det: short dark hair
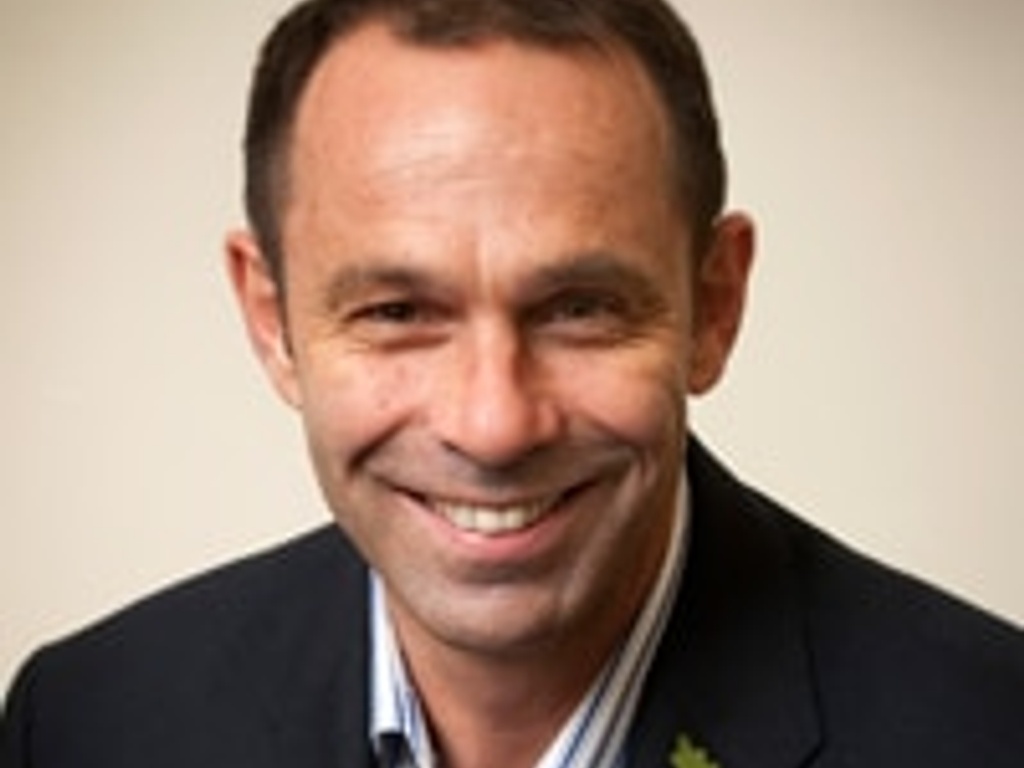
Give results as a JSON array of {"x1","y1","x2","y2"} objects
[{"x1": 243, "y1": 0, "x2": 727, "y2": 284}]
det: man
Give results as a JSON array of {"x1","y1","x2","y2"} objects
[{"x1": 2, "y1": 1, "x2": 1022, "y2": 766}]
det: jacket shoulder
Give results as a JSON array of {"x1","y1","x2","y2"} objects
[
  {"x1": 1, "y1": 526, "x2": 369, "y2": 767},
  {"x1": 686, "y1": 440, "x2": 1024, "y2": 765},
  {"x1": 764, "y1": 491, "x2": 1024, "y2": 762},
  {"x1": 49, "y1": 525, "x2": 361, "y2": 655}
]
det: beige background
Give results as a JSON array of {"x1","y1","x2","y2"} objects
[{"x1": 2, "y1": 0, "x2": 1022, "y2": 691}]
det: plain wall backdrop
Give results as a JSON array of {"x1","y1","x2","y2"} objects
[{"x1": 2, "y1": 0, "x2": 1022, "y2": 690}]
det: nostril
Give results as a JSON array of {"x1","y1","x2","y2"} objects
[{"x1": 434, "y1": 402, "x2": 561, "y2": 469}]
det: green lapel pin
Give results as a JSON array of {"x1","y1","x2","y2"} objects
[{"x1": 670, "y1": 734, "x2": 720, "y2": 768}]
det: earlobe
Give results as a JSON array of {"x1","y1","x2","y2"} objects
[
  {"x1": 687, "y1": 213, "x2": 755, "y2": 395},
  {"x1": 224, "y1": 231, "x2": 302, "y2": 409}
]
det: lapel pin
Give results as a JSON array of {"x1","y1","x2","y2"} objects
[{"x1": 670, "y1": 734, "x2": 721, "y2": 768}]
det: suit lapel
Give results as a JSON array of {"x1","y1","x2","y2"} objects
[{"x1": 630, "y1": 440, "x2": 821, "y2": 768}]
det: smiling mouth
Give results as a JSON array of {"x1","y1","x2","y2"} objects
[
  {"x1": 429, "y1": 497, "x2": 555, "y2": 536},
  {"x1": 408, "y1": 485, "x2": 584, "y2": 537}
]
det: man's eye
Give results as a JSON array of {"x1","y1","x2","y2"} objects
[
  {"x1": 341, "y1": 299, "x2": 450, "y2": 349},
  {"x1": 544, "y1": 292, "x2": 627, "y2": 323},
  {"x1": 529, "y1": 290, "x2": 639, "y2": 344},
  {"x1": 353, "y1": 301, "x2": 424, "y2": 324}
]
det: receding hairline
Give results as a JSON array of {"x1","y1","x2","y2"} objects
[
  {"x1": 273, "y1": 18, "x2": 684, "y2": 234},
  {"x1": 245, "y1": 0, "x2": 726, "y2": 284}
]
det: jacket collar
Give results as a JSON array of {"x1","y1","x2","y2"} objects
[{"x1": 630, "y1": 438, "x2": 821, "y2": 768}]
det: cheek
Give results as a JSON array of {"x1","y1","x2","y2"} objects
[
  {"x1": 558, "y1": 350, "x2": 687, "y2": 451},
  {"x1": 296, "y1": 351, "x2": 421, "y2": 464}
]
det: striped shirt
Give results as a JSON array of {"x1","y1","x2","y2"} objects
[{"x1": 370, "y1": 481, "x2": 689, "y2": 768}]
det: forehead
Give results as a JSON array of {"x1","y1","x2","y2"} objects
[{"x1": 287, "y1": 22, "x2": 677, "y2": 212}]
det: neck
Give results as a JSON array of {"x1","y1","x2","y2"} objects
[
  {"x1": 397, "y1": 622, "x2": 613, "y2": 768},
  {"x1": 385, "y1": 550, "x2": 665, "y2": 768}
]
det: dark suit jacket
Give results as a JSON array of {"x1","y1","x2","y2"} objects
[{"x1": 3, "y1": 441, "x2": 1023, "y2": 767}]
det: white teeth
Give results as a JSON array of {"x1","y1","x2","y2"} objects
[{"x1": 431, "y1": 498, "x2": 553, "y2": 537}]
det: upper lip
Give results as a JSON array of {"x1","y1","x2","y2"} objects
[
  {"x1": 393, "y1": 479, "x2": 592, "y2": 512},
  {"x1": 426, "y1": 494, "x2": 558, "y2": 511},
  {"x1": 387, "y1": 473, "x2": 598, "y2": 514}
]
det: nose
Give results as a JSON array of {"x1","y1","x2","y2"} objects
[{"x1": 431, "y1": 320, "x2": 562, "y2": 468}]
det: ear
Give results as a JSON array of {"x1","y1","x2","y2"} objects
[
  {"x1": 225, "y1": 230, "x2": 302, "y2": 409},
  {"x1": 687, "y1": 213, "x2": 756, "y2": 395}
]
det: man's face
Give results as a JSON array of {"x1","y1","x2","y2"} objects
[{"x1": 230, "y1": 25, "x2": 751, "y2": 662}]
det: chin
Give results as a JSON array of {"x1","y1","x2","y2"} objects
[{"x1": 392, "y1": 575, "x2": 589, "y2": 658}]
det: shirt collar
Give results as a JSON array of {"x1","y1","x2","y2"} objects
[
  {"x1": 370, "y1": 576, "x2": 436, "y2": 766},
  {"x1": 370, "y1": 476, "x2": 690, "y2": 768}
]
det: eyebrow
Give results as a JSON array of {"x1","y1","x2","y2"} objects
[
  {"x1": 322, "y1": 263, "x2": 438, "y2": 313},
  {"x1": 321, "y1": 250, "x2": 670, "y2": 312},
  {"x1": 523, "y1": 251, "x2": 668, "y2": 307}
]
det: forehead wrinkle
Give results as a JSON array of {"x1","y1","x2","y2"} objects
[{"x1": 348, "y1": 101, "x2": 615, "y2": 211}]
